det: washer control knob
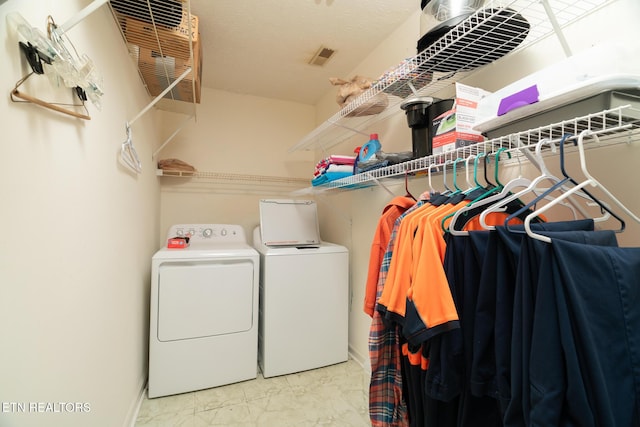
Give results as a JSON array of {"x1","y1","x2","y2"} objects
[
  {"x1": 221, "y1": 228, "x2": 227, "y2": 237},
  {"x1": 203, "y1": 228, "x2": 213, "y2": 238},
  {"x1": 188, "y1": 229, "x2": 196, "y2": 237},
  {"x1": 176, "y1": 229, "x2": 184, "y2": 237}
]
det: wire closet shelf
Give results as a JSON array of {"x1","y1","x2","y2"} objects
[
  {"x1": 156, "y1": 170, "x2": 310, "y2": 185},
  {"x1": 310, "y1": 105, "x2": 640, "y2": 191},
  {"x1": 108, "y1": 0, "x2": 198, "y2": 106},
  {"x1": 290, "y1": 0, "x2": 611, "y2": 153}
]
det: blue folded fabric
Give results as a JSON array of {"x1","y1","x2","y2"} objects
[
  {"x1": 311, "y1": 171, "x2": 353, "y2": 186},
  {"x1": 311, "y1": 174, "x2": 328, "y2": 186},
  {"x1": 325, "y1": 171, "x2": 352, "y2": 181}
]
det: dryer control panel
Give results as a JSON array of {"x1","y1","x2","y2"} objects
[{"x1": 167, "y1": 224, "x2": 247, "y2": 243}]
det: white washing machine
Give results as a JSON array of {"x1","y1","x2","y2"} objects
[
  {"x1": 253, "y1": 199, "x2": 349, "y2": 378},
  {"x1": 149, "y1": 224, "x2": 259, "y2": 398}
]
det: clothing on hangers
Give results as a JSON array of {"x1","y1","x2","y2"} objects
[
  {"x1": 367, "y1": 190, "x2": 526, "y2": 426},
  {"x1": 364, "y1": 134, "x2": 640, "y2": 426}
]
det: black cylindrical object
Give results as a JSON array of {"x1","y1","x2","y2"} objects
[{"x1": 401, "y1": 97, "x2": 454, "y2": 158}]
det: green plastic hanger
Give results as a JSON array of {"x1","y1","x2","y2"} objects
[{"x1": 442, "y1": 148, "x2": 512, "y2": 233}]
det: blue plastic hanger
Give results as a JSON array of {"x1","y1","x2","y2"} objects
[
  {"x1": 523, "y1": 130, "x2": 636, "y2": 241},
  {"x1": 504, "y1": 133, "x2": 625, "y2": 233}
]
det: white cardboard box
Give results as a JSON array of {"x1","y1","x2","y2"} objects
[{"x1": 433, "y1": 83, "x2": 490, "y2": 155}]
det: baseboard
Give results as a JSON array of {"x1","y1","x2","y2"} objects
[
  {"x1": 348, "y1": 345, "x2": 371, "y2": 377},
  {"x1": 125, "y1": 377, "x2": 147, "y2": 427}
]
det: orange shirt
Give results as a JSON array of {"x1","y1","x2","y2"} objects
[
  {"x1": 404, "y1": 203, "x2": 465, "y2": 331},
  {"x1": 406, "y1": 210, "x2": 524, "y2": 344},
  {"x1": 363, "y1": 196, "x2": 415, "y2": 317},
  {"x1": 379, "y1": 201, "x2": 464, "y2": 319},
  {"x1": 377, "y1": 202, "x2": 437, "y2": 317},
  {"x1": 377, "y1": 196, "x2": 537, "y2": 344}
]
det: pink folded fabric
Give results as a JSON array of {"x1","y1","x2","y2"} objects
[{"x1": 329, "y1": 155, "x2": 356, "y2": 165}]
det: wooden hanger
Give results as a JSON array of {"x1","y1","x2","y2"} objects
[{"x1": 11, "y1": 71, "x2": 91, "y2": 120}]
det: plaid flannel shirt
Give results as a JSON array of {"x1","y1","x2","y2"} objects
[{"x1": 369, "y1": 200, "x2": 426, "y2": 427}]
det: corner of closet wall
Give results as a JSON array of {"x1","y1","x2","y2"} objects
[
  {"x1": 312, "y1": 6, "x2": 422, "y2": 190},
  {"x1": 315, "y1": 7, "x2": 423, "y2": 236},
  {"x1": 311, "y1": 6, "x2": 425, "y2": 364}
]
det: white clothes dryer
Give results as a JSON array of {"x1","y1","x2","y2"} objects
[{"x1": 149, "y1": 224, "x2": 259, "y2": 398}]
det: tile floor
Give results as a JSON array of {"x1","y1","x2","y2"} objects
[{"x1": 134, "y1": 358, "x2": 371, "y2": 426}]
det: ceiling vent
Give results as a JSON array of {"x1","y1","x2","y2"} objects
[{"x1": 308, "y1": 46, "x2": 336, "y2": 66}]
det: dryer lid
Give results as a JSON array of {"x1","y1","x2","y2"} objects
[{"x1": 259, "y1": 199, "x2": 320, "y2": 247}]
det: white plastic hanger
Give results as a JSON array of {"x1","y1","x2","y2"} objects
[
  {"x1": 524, "y1": 129, "x2": 639, "y2": 242},
  {"x1": 463, "y1": 153, "x2": 482, "y2": 192},
  {"x1": 427, "y1": 163, "x2": 439, "y2": 195},
  {"x1": 442, "y1": 159, "x2": 454, "y2": 194},
  {"x1": 478, "y1": 138, "x2": 587, "y2": 229},
  {"x1": 120, "y1": 123, "x2": 142, "y2": 174}
]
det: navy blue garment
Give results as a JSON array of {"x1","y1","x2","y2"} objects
[
  {"x1": 504, "y1": 230, "x2": 618, "y2": 427},
  {"x1": 528, "y1": 238, "x2": 573, "y2": 426},
  {"x1": 471, "y1": 220, "x2": 594, "y2": 403},
  {"x1": 422, "y1": 339, "x2": 459, "y2": 427},
  {"x1": 530, "y1": 239, "x2": 640, "y2": 427},
  {"x1": 470, "y1": 230, "x2": 500, "y2": 399},
  {"x1": 454, "y1": 232, "x2": 502, "y2": 427},
  {"x1": 401, "y1": 339, "x2": 459, "y2": 427},
  {"x1": 494, "y1": 220, "x2": 597, "y2": 415},
  {"x1": 401, "y1": 339, "x2": 427, "y2": 427},
  {"x1": 426, "y1": 233, "x2": 466, "y2": 402},
  {"x1": 492, "y1": 227, "x2": 520, "y2": 414}
]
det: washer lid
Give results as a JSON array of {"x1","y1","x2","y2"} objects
[
  {"x1": 259, "y1": 199, "x2": 320, "y2": 247},
  {"x1": 256, "y1": 240, "x2": 347, "y2": 256}
]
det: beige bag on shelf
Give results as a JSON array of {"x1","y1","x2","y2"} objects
[
  {"x1": 158, "y1": 158, "x2": 197, "y2": 176},
  {"x1": 329, "y1": 75, "x2": 388, "y2": 117}
]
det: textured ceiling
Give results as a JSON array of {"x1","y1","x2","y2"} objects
[{"x1": 190, "y1": 0, "x2": 419, "y2": 105}]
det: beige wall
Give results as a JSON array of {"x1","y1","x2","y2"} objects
[
  {"x1": 0, "y1": 1, "x2": 162, "y2": 426},
  {"x1": 157, "y1": 88, "x2": 316, "y2": 240}
]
